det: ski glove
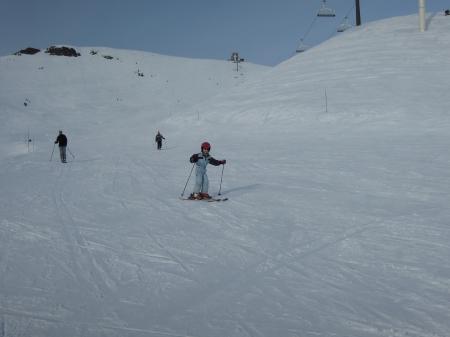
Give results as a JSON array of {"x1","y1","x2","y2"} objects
[
  {"x1": 220, "y1": 160, "x2": 226, "y2": 165},
  {"x1": 190, "y1": 154, "x2": 199, "y2": 163}
]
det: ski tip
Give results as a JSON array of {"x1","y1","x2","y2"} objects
[{"x1": 207, "y1": 197, "x2": 228, "y2": 202}]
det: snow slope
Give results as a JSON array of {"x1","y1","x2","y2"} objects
[
  {"x1": 1, "y1": 14, "x2": 450, "y2": 337},
  {"x1": 0, "y1": 46, "x2": 268, "y2": 157},
  {"x1": 176, "y1": 14, "x2": 450, "y2": 127}
]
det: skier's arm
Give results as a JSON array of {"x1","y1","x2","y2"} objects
[
  {"x1": 190, "y1": 154, "x2": 199, "y2": 163},
  {"x1": 208, "y1": 157, "x2": 226, "y2": 166}
]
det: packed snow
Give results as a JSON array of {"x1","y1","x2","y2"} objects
[{"x1": 1, "y1": 14, "x2": 450, "y2": 337}]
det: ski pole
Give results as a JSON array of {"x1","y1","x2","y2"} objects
[
  {"x1": 67, "y1": 147, "x2": 75, "y2": 159},
  {"x1": 218, "y1": 164, "x2": 225, "y2": 195},
  {"x1": 181, "y1": 163, "x2": 195, "y2": 197},
  {"x1": 50, "y1": 143, "x2": 56, "y2": 161}
]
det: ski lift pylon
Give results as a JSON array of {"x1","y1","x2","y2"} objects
[{"x1": 317, "y1": 0, "x2": 336, "y2": 17}]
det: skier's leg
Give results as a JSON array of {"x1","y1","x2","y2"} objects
[
  {"x1": 62, "y1": 146, "x2": 67, "y2": 162},
  {"x1": 203, "y1": 174, "x2": 209, "y2": 194},
  {"x1": 193, "y1": 173, "x2": 202, "y2": 194},
  {"x1": 200, "y1": 175, "x2": 210, "y2": 198}
]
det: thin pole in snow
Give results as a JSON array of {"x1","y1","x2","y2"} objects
[
  {"x1": 181, "y1": 163, "x2": 195, "y2": 197},
  {"x1": 50, "y1": 143, "x2": 56, "y2": 161},
  {"x1": 218, "y1": 164, "x2": 225, "y2": 195},
  {"x1": 418, "y1": 0, "x2": 426, "y2": 32},
  {"x1": 325, "y1": 89, "x2": 328, "y2": 113},
  {"x1": 67, "y1": 147, "x2": 75, "y2": 159}
]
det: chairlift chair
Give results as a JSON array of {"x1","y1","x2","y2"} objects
[
  {"x1": 317, "y1": 0, "x2": 336, "y2": 17},
  {"x1": 337, "y1": 17, "x2": 352, "y2": 32},
  {"x1": 296, "y1": 40, "x2": 308, "y2": 53}
]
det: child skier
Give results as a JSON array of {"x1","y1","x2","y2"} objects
[{"x1": 189, "y1": 142, "x2": 226, "y2": 200}]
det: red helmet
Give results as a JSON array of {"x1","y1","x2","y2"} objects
[{"x1": 201, "y1": 142, "x2": 211, "y2": 151}]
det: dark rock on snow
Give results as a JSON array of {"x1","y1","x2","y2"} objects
[
  {"x1": 14, "y1": 47, "x2": 41, "y2": 55},
  {"x1": 45, "y1": 46, "x2": 81, "y2": 57}
]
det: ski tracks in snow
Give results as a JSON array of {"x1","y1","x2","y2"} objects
[{"x1": 50, "y1": 163, "x2": 123, "y2": 325}]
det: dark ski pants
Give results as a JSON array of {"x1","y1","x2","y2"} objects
[{"x1": 59, "y1": 146, "x2": 67, "y2": 162}]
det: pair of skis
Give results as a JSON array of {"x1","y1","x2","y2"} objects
[{"x1": 179, "y1": 196, "x2": 228, "y2": 202}]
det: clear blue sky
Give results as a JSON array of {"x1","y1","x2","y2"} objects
[{"x1": 1, "y1": 0, "x2": 449, "y2": 65}]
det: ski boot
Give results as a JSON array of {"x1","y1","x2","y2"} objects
[
  {"x1": 188, "y1": 193, "x2": 200, "y2": 200},
  {"x1": 199, "y1": 193, "x2": 211, "y2": 200}
]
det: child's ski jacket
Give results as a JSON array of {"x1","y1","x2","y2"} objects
[{"x1": 190, "y1": 152, "x2": 221, "y2": 175}]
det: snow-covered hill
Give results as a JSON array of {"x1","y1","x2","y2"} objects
[
  {"x1": 0, "y1": 46, "x2": 268, "y2": 157},
  {"x1": 1, "y1": 14, "x2": 450, "y2": 337},
  {"x1": 177, "y1": 14, "x2": 450, "y2": 128}
]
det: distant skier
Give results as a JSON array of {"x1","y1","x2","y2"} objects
[
  {"x1": 155, "y1": 130, "x2": 165, "y2": 150},
  {"x1": 54, "y1": 130, "x2": 68, "y2": 163},
  {"x1": 189, "y1": 142, "x2": 226, "y2": 200}
]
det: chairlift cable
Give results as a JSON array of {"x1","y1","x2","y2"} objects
[
  {"x1": 296, "y1": 9, "x2": 319, "y2": 53},
  {"x1": 296, "y1": 0, "x2": 353, "y2": 54},
  {"x1": 341, "y1": 3, "x2": 356, "y2": 25},
  {"x1": 299, "y1": 0, "x2": 338, "y2": 46},
  {"x1": 301, "y1": 15, "x2": 319, "y2": 42},
  {"x1": 326, "y1": 3, "x2": 355, "y2": 39}
]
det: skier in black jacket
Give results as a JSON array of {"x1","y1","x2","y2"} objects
[
  {"x1": 155, "y1": 131, "x2": 165, "y2": 150},
  {"x1": 54, "y1": 130, "x2": 68, "y2": 163}
]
